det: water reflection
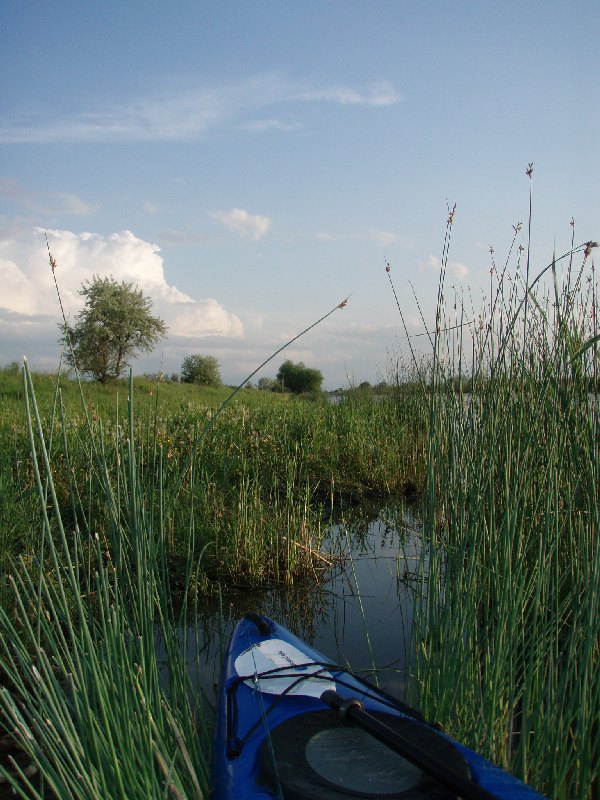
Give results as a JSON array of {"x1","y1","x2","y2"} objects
[{"x1": 165, "y1": 503, "x2": 423, "y2": 711}]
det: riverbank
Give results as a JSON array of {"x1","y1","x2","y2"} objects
[{"x1": 0, "y1": 370, "x2": 427, "y2": 588}]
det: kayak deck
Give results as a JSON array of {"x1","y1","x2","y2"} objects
[{"x1": 211, "y1": 612, "x2": 547, "y2": 800}]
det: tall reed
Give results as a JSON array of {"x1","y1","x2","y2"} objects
[
  {"x1": 407, "y1": 203, "x2": 598, "y2": 798},
  {"x1": 0, "y1": 366, "x2": 209, "y2": 798}
]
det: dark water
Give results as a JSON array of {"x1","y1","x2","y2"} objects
[{"x1": 169, "y1": 503, "x2": 424, "y2": 711}]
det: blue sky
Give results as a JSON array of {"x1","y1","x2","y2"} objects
[{"x1": 1, "y1": 1, "x2": 598, "y2": 388}]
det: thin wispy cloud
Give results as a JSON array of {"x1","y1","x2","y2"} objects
[
  {"x1": 239, "y1": 118, "x2": 301, "y2": 134},
  {"x1": 0, "y1": 178, "x2": 31, "y2": 202},
  {"x1": 294, "y1": 80, "x2": 402, "y2": 106},
  {"x1": 0, "y1": 75, "x2": 403, "y2": 144},
  {"x1": 315, "y1": 228, "x2": 400, "y2": 247},
  {"x1": 426, "y1": 254, "x2": 469, "y2": 281},
  {"x1": 156, "y1": 229, "x2": 213, "y2": 245},
  {"x1": 0, "y1": 178, "x2": 96, "y2": 215},
  {"x1": 211, "y1": 208, "x2": 271, "y2": 241},
  {"x1": 54, "y1": 194, "x2": 97, "y2": 215},
  {"x1": 363, "y1": 228, "x2": 399, "y2": 247},
  {"x1": 315, "y1": 232, "x2": 336, "y2": 241}
]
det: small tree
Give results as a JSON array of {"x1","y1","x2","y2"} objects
[
  {"x1": 180, "y1": 355, "x2": 221, "y2": 387},
  {"x1": 60, "y1": 276, "x2": 167, "y2": 384},
  {"x1": 276, "y1": 360, "x2": 323, "y2": 394}
]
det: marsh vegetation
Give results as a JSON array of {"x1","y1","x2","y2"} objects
[
  {"x1": 407, "y1": 223, "x2": 599, "y2": 798},
  {"x1": 0, "y1": 209, "x2": 597, "y2": 798}
]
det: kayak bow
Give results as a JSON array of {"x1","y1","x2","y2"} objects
[{"x1": 211, "y1": 612, "x2": 547, "y2": 800}]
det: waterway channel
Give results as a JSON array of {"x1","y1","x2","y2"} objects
[{"x1": 165, "y1": 502, "x2": 425, "y2": 713}]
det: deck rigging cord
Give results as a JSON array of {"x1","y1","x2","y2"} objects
[
  {"x1": 243, "y1": 623, "x2": 285, "y2": 800},
  {"x1": 231, "y1": 613, "x2": 505, "y2": 800},
  {"x1": 226, "y1": 659, "x2": 425, "y2": 758}
]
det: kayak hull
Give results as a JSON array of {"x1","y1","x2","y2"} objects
[{"x1": 211, "y1": 613, "x2": 547, "y2": 800}]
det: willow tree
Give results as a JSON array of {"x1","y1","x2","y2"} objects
[
  {"x1": 180, "y1": 354, "x2": 222, "y2": 387},
  {"x1": 60, "y1": 276, "x2": 167, "y2": 383},
  {"x1": 276, "y1": 360, "x2": 323, "y2": 393}
]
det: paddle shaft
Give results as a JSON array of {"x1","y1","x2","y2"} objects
[{"x1": 321, "y1": 690, "x2": 500, "y2": 800}]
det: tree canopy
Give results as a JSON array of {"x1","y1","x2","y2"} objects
[
  {"x1": 257, "y1": 377, "x2": 277, "y2": 391},
  {"x1": 276, "y1": 360, "x2": 323, "y2": 394},
  {"x1": 180, "y1": 354, "x2": 222, "y2": 387},
  {"x1": 60, "y1": 276, "x2": 167, "y2": 383}
]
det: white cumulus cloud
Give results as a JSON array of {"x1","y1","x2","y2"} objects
[
  {"x1": 211, "y1": 208, "x2": 271, "y2": 240},
  {"x1": 0, "y1": 228, "x2": 243, "y2": 339}
]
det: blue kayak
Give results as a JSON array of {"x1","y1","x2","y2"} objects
[{"x1": 211, "y1": 612, "x2": 547, "y2": 800}]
